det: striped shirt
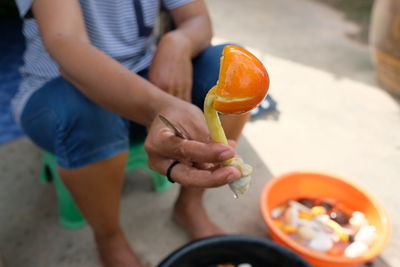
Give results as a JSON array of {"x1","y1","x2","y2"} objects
[{"x1": 12, "y1": 0, "x2": 193, "y2": 123}]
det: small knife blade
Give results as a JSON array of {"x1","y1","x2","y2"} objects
[{"x1": 159, "y1": 114, "x2": 191, "y2": 140}]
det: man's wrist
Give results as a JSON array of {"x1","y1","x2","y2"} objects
[
  {"x1": 161, "y1": 30, "x2": 192, "y2": 58},
  {"x1": 148, "y1": 89, "x2": 177, "y2": 122}
]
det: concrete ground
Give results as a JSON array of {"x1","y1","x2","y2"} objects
[{"x1": 1, "y1": 0, "x2": 399, "y2": 266}]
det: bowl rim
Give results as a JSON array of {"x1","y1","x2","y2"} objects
[
  {"x1": 260, "y1": 171, "x2": 392, "y2": 264},
  {"x1": 157, "y1": 234, "x2": 312, "y2": 267}
]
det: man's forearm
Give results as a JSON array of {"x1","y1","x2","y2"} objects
[
  {"x1": 169, "y1": 1, "x2": 213, "y2": 58},
  {"x1": 174, "y1": 14, "x2": 212, "y2": 58},
  {"x1": 47, "y1": 35, "x2": 175, "y2": 126}
]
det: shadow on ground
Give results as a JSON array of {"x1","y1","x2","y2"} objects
[
  {"x1": 0, "y1": 136, "x2": 274, "y2": 267},
  {"x1": 207, "y1": 0, "x2": 394, "y2": 100}
]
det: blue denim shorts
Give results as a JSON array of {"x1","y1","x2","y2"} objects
[{"x1": 20, "y1": 44, "x2": 229, "y2": 169}]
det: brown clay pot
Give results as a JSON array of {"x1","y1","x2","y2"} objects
[{"x1": 370, "y1": 0, "x2": 400, "y2": 95}]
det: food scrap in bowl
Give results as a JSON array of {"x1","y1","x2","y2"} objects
[{"x1": 271, "y1": 198, "x2": 377, "y2": 258}]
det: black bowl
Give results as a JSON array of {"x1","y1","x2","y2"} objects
[{"x1": 158, "y1": 235, "x2": 311, "y2": 267}]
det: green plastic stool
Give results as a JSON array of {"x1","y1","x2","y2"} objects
[{"x1": 39, "y1": 142, "x2": 172, "y2": 229}]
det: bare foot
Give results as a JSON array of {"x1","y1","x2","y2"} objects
[
  {"x1": 173, "y1": 190, "x2": 225, "y2": 240},
  {"x1": 95, "y1": 232, "x2": 143, "y2": 267}
]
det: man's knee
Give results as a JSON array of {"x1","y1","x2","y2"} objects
[
  {"x1": 21, "y1": 77, "x2": 129, "y2": 169},
  {"x1": 53, "y1": 83, "x2": 129, "y2": 168}
]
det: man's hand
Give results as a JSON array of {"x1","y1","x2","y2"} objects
[
  {"x1": 144, "y1": 101, "x2": 241, "y2": 188},
  {"x1": 149, "y1": 31, "x2": 193, "y2": 102},
  {"x1": 149, "y1": 0, "x2": 212, "y2": 102}
]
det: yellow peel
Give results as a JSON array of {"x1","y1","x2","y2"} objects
[
  {"x1": 215, "y1": 96, "x2": 252, "y2": 102},
  {"x1": 204, "y1": 86, "x2": 228, "y2": 145},
  {"x1": 204, "y1": 87, "x2": 253, "y2": 198}
]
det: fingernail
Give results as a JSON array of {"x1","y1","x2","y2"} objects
[
  {"x1": 220, "y1": 150, "x2": 234, "y2": 161},
  {"x1": 227, "y1": 173, "x2": 236, "y2": 183}
]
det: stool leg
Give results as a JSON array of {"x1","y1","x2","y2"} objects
[
  {"x1": 53, "y1": 170, "x2": 87, "y2": 229},
  {"x1": 40, "y1": 152, "x2": 55, "y2": 183},
  {"x1": 140, "y1": 149, "x2": 171, "y2": 192},
  {"x1": 42, "y1": 151, "x2": 86, "y2": 229},
  {"x1": 127, "y1": 142, "x2": 172, "y2": 192},
  {"x1": 148, "y1": 168, "x2": 172, "y2": 192}
]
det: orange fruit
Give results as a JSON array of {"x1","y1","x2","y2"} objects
[{"x1": 214, "y1": 45, "x2": 269, "y2": 114}]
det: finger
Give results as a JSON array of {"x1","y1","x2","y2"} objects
[
  {"x1": 162, "y1": 80, "x2": 177, "y2": 97},
  {"x1": 193, "y1": 162, "x2": 216, "y2": 170},
  {"x1": 163, "y1": 86, "x2": 175, "y2": 96},
  {"x1": 175, "y1": 164, "x2": 242, "y2": 188},
  {"x1": 149, "y1": 157, "x2": 242, "y2": 188},
  {"x1": 176, "y1": 88, "x2": 183, "y2": 99},
  {"x1": 178, "y1": 86, "x2": 190, "y2": 102},
  {"x1": 184, "y1": 78, "x2": 192, "y2": 102},
  {"x1": 152, "y1": 129, "x2": 235, "y2": 163},
  {"x1": 227, "y1": 139, "x2": 237, "y2": 150},
  {"x1": 170, "y1": 88, "x2": 177, "y2": 96},
  {"x1": 184, "y1": 86, "x2": 192, "y2": 102},
  {"x1": 177, "y1": 88, "x2": 185, "y2": 101}
]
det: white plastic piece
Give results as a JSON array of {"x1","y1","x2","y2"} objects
[
  {"x1": 315, "y1": 214, "x2": 330, "y2": 224},
  {"x1": 349, "y1": 211, "x2": 368, "y2": 230},
  {"x1": 330, "y1": 232, "x2": 339, "y2": 243},
  {"x1": 271, "y1": 206, "x2": 285, "y2": 219},
  {"x1": 345, "y1": 241, "x2": 368, "y2": 258},
  {"x1": 298, "y1": 225, "x2": 317, "y2": 241},
  {"x1": 355, "y1": 226, "x2": 377, "y2": 245},
  {"x1": 343, "y1": 226, "x2": 355, "y2": 236},
  {"x1": 308, "y1": 233, "x2": 334, "y2": 252},
  {"x1": 289, "y1": 200, "x2": 311, "y2": 211},
  {"x1": 352, "y1": 211, "x2": 366, "y2": 218},
  {"x1": 284, "y1": 206, "x2": 299, "y2": 227},
  {"x1": 297, "y1": 218, "x2": 321, "y2": 229},
  {"x1": 290, "y1": 204, "x2": 300, "y2": 227},
  {"x1": 238, "y1": 264, "x2": 252, "y2": 267}
]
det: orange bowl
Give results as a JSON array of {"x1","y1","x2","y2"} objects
[{"x1": 260, "y1": 171, "x2": 391, "y2": 267}]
